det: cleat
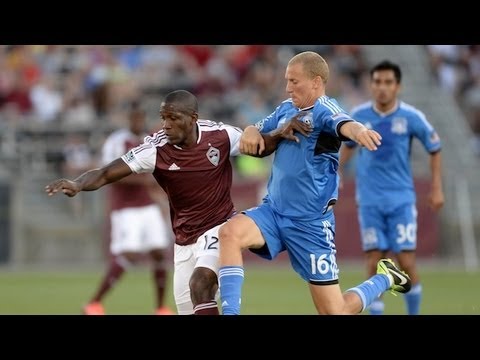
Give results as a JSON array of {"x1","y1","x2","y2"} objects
[
  {"x1": 155, "y1": 306, "x2": 175, "y2": 315},
  {"x1": 376, "y1": 258, "x2": 411, "y2": 295},
  {"x1": 82, "y1": 302, "x2": 105, "y2": 315}
]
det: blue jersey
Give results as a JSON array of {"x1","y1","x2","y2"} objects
[
  {"x1": 255, "y1": 96, "x2": 354, "y2": 220},
  {"x1": 346, "y1": 101, "x2": 441, "y2": 207}
]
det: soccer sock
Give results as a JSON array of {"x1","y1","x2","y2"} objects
[
  {"x1": 152, "y1": 260, "x2": 167, "y2": 308},
  {"x1": 404, "y1": 282, "x2": 422, "y2": 315},
  {"x1": 369, "y1": 298, "x2": 385, "y2": 315},
  {"x1": 218, "y1": 266, "x2": 244, "y2": 315},
  {"x1": 91, "y1": 255, "x2": 128, "y2": 303},
  {"x1": 346, "y1": 274, "x2": 390, "y2": 312},
  {"x1": 194, "y1": 301, "x2": 219, "y2": 315}
]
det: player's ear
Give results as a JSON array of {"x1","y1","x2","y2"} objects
[{"x1": 313, "y1": 75, "x2": 323, "y2": 89}]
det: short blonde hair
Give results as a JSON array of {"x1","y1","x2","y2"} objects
[{"x1": 288, "y1": 51, "x2": 329, "y2": 84}]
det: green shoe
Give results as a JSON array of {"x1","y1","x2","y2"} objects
[{"x1": 377, "y1": 258, "x2": 411, "y2": 295}]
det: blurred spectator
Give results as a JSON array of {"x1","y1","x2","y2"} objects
[
  {"x1": 61, "y1": 133, "x2": 96, "y2": 215},
  {"x1": 0, "y1": 45, "x2": 370, "y2": 174}
]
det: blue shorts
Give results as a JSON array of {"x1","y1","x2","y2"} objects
[
  {"x1": 244, "y1": 203, "x2": 339, "y2": 285},
  {"x1": 358, "y1": 202, "x2": 417, "y2": 253}
]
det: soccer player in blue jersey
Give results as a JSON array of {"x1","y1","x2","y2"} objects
[
  {"x1": 218, "y1": 51, "x2": 412, "y2": 315},
  {"x1": 339, "y1": 60, "x2": 445, "y2": 315}
]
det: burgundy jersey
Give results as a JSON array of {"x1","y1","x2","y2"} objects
[
  {"x1": 102, "y1": 128, "x2": 154, "y2": 211},
  {"x1": 121, "y1": 120, "x2": 242, "y2": 246}
]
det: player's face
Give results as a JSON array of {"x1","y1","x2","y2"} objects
[
  {"x1": 370, "y1": 70, "x2": 400, "y2": 107},
  {"x1": 129, "y1": 112, "x2": 146, "y2": 136},
  {"x1": 285, "y1": 63, "x2": 319, "y2": 109},
  {"x1": 160, "y1": 103, "x2": 198, "y2": 146}
]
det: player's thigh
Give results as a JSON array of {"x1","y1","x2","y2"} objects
[
  {"x1": 242, "y1": 204, "x2": 284, "y2": 260},
  {"x1": 387, "y1": 203, "x2": 417, "y2": 253},
  {"x1": 283, "y1": 213, "x2": 339, "y2": 284},
  {"x1": 194, "y1": 223, "x2": 223, "y2": 275},
  {"x1": 358, "y1": 206, "x2": 388, "y2": 252},
  {"x1": 141, "y1": 204, "x2": 171, "y2": 250},
  {"x1": 173, "y1": 243, "x2": 196, "y2": 315},
  {"x1": 110, "y1": 208, "x2": 143, "y2": 255}
]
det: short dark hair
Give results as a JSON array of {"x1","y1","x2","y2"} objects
[
  {"x1": 370, "y1": 60, "x2": 402, "y2": 83},
  {"x1": 164, "y1": 90, "x2": 198, "y2": 113}
]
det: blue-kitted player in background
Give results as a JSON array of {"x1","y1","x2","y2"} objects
[{"x1": 339, "y1": 60, "x2": 445, "y2": 315}]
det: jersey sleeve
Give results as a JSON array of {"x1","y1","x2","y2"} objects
[
  {"x1": 254, "y1": 106, "x2": 280, "y2": 134},
  {"x1": 120, "y1": 134, "x2": 158, "y2": 174},
  {"x1": 318, "y1": 104, "x2": 354, "y2": 142},
  {"x1": 410, "y1": 111, "x2": 442, "y2": 153},
  {"x1": 221, "y1": 123, "x2": 243, "y2": 156}
]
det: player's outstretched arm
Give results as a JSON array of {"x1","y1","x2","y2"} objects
[{"x1": 45, "y1": 158, "x2": 133, "y2": 197}]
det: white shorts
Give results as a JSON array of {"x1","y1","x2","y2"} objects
[
  {"x1": 110, "y1": 204, "x2": 171, "y2": 255},
  {"x1": 173, "y1": 222, "x2": 223, "y2": 315}
]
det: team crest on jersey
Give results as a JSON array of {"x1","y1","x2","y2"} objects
[
  {"x1": 391, "y1": 117, "x2": 407, "y2": 135},
  {"x1": 302, "y1": 112, "x2": 313, "y2": 127},
  {"x1": 206, "y1": 146, "x2": 220, "y2": 166}
]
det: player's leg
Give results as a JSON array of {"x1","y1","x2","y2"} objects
[
  {"x1": 142, "y1": 204, "x2": 174, "y2": 315},
  {"x1": 388, "y1": 203, "x2": 420, "y2": 315},
  {"x1": 308, "y1": 259, "x2": 411, "y2": 315},
  {"x1": 189, "y1": 223, "x2": 224, "y2": 315},
  {"x1": 173, "y1": 243, "x2": 196, "y2": 315},
  {"x1": 83, "y1": 208, "x2": 140, "y2": 315},
  {"x1": 219, "y1": 204, "x2": 282, "y2": 315},
  {"x1": 284, "y1": 211, "x2": 398, "y2": 314},
  {"x1": 358, "y1": 205, "x2": 389, "y2": 315}
]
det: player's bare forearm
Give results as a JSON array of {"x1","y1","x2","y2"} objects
[
  {"x1": 430, "y1": 151, "x2": 443, "y2": 190},
  {"x1": 257, "y1": 132, "x2": 282, "y2": 157},
  {"x1": 340, "y1": 121, "x2": 382, "y2": 151},
  {"x1": 45, "y1": 158, "x2": 132, "y2": 197},
  {"x1": 428, "y1": 151, "x2": 445, "y2": 210}
]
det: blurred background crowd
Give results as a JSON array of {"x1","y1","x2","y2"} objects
[{"x1": 0, "y1": 45, "x2": 478, "y2": 269}]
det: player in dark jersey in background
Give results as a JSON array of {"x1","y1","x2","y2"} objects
[
  {"x1": 46, "y1": 90, "x2": 242, "y2": 315},
  {"x1": 82, "y1": 102, "x2": 174, "y2": 315}
]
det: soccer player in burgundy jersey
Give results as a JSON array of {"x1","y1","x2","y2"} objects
[
  {"x1": 46, "y1": 90, "x2": 242, "y2": 315},
  {"x1": 82, "y1": 102, "x2": 174, "y2": 315}
]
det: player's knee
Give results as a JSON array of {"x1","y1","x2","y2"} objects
[
  {"x1": 219, "y1": 222, "x2": 242, "y2": 248},
  {"x1": 189, "y1": 268, "x2": 218, "y2": 305},
  {"x1": 149, "y1": 248, "x2": 166, "y2": 262}
]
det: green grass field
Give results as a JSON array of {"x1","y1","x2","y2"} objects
[{"x1": 1, "y1": 263, "x2": 479, "y2": 315}]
